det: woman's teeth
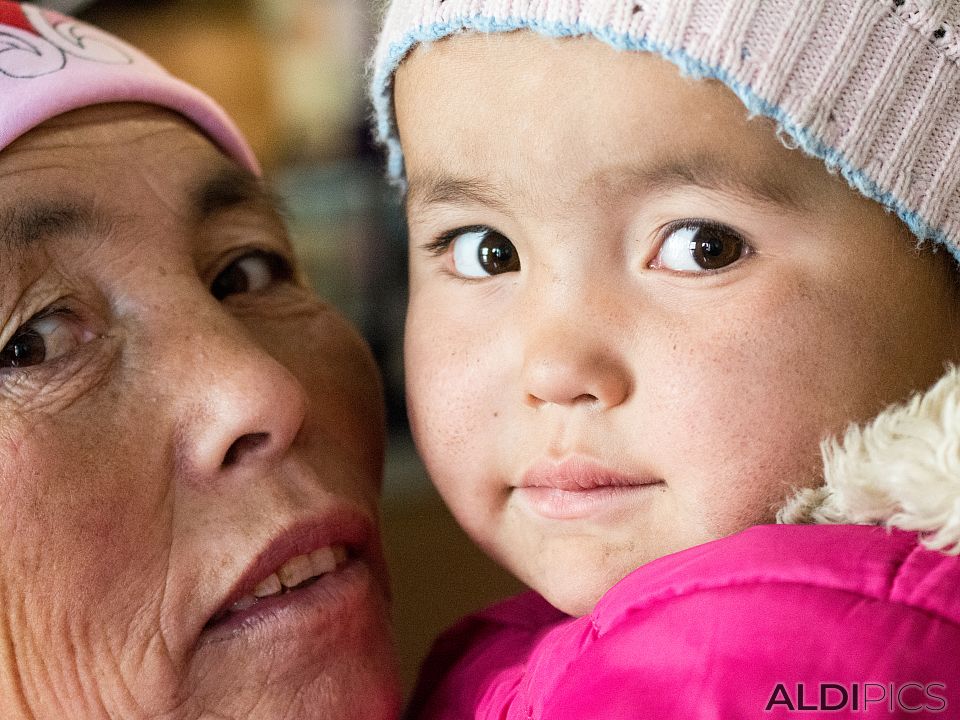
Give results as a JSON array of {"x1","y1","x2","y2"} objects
[{"x1": 229, "y1": 545, "x2": 348, "y2": 613}]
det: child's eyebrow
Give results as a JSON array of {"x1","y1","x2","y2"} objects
[
  {"x1": 406, "y1": 156, "x2": 810, "y2": 215},
  {"x1": 596, "y1": 155, "x2": 811, "y2": 213},
  {"x1": 406, "y1": 173, "x2": 510, "y2": 214}
]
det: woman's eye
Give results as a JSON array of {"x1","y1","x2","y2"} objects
[
  {"x1": 211, "y1": 250, "x2": 294, "y2": 301},
  {"x1": 652, "y1": 222, "x2": 749, "y2": 273},
  {"x1": 450, "y1": 228, "x2": 520, "y2": 278},
  {"x1": 0, "y1": 311, "x2": 90, "y2": 370}
]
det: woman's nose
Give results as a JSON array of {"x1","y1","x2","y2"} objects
[
  {"x1": 521, "y1": 320, "x2": 632, "y2": 411},
  {"x1": 162, "y1": 305, "x2": 309, "y2": 478}
]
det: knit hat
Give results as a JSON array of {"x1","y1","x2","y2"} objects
[
  {"x1": 0, "y1": 1, "x2": 257, "y2": 172},
  {"x1": 370, "y1": 0, "x2": 960, "y2": 260}
]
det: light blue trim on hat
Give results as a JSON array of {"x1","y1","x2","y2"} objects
[{"x1": 372, "y1": 15, "x2": 960, "y2": 263}]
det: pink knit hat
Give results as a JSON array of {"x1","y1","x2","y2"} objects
[
  {"x1": 370, "y1": 0, "x2": 960, "y2": 260},
  {"x1": 0, "y1": 1, "x2": 258, "y2": 172}
]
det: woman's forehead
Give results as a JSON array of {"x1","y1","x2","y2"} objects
[
  {"x1": 1, "y1": 104, "x2": 233, "y2": 195},
  {"x1": 0, "y1": 105, "x2": 275, "y2": 262},
  {"x1": 5, "y1": 103, "x2": 202, "y2": 154}
]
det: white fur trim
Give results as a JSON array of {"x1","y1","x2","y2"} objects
[{"x1": 778, "y1": 366, "x2": 960, "y2": 555}]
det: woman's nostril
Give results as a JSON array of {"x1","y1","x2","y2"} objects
[{"x1": 222, "y1": 432, "x2": 270, "y2": 467}]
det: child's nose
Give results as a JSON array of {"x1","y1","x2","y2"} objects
[{"x1": 521, "y1": 330, "x2": 631, "y2": 411}]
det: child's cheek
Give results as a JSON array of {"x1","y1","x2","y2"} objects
[
  {"x1": 646, "y1": 274, "x2": 897, "y2": 540},
  {"x1": 403, "y1": 295, "x2": 506, "y2": 532}
]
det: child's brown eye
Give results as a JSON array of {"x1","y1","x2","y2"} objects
[
  {"x1": 652, "y1": 221, "x2": 749, "y2": 273},
  {"x1": 451, "y1": 228, "x2": 521, "y2": 277}
]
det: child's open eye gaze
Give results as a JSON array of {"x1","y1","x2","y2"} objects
[
  {"x1": 651, "y1": 221, "x2": 749, "y2": 273},
  {"x1": 431, "y1": 220, "x2": 748, "y2": 279},
  {"x1": 431, "y1": 226, "x2": 521, "y2": 278}
]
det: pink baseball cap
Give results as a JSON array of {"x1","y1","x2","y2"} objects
[{"x1": 0, "y1": 1, "x2": 259, "y2": 173}]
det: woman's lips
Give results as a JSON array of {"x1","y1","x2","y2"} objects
[
  {"x1": 515, "y1": 457, "x2": 664, "y2": 520},
  {"x1": 200, "y1": 555, "x2": 375, "y2": 644},
  {"x1": 203, "y1": 544, "x2": 350, "y2": 630},
  {"x1": 200, "y1": 512, "x2": 379, "y2": 644}
]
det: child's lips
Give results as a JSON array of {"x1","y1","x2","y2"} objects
[{"x1": 515, "y1": 456, "x2": 665, "y2": 520}]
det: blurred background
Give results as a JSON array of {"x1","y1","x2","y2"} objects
[{"x1": 39, "y1": 0, "x2": 522, "y2": 694}]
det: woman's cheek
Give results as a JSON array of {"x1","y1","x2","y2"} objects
[
  {"x1": 241, "y1": 304, "x2": 387, "y2": 493},
  {"x1": 0, "y1": 419, "x2": 170, "y2": 717}
]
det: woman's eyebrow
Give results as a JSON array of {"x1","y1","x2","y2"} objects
[
  {"x1": 0, "y1": 201, "x2": 103, "y2": 250},
  {"x1": 192, "y1": 164, "x2": 285, "y2": 223},
  {"x1": 0, "y1": 167, "x2": 284, "y2": 252}
]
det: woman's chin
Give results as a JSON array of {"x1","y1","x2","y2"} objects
[{"x1": 187, "y1": 564, "x2": 399, "y2": 718}]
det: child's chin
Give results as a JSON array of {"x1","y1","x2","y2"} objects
[
  {"x1": 535, "y1": 563, "x2": 635, "y2": 617},
  {"x1": 531, "y1": 525, "x2": 738, "y2": 615},
  {"x1": 548, "y1": 590, "x2": 603, "y2": 618},
  {"x1": 512, "y1": 532, "x2": 682, "y2": 616}
]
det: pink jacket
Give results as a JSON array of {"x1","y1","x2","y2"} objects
[{"x1": 407, "y1": 524, "x2": 960, "y2": 719}]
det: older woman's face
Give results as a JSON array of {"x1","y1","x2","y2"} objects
[{"x1": 0, "y1": 104, "x2": 398, "y2": 719}]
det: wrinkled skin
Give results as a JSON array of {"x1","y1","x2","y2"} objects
[
  {"x1": 397, "y1": 32, "x2": 960, "y2": 616},
  {"x1": 0, "y1": 104, "x2": 399, "y2": 719}
]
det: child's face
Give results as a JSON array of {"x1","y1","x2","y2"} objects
[{"x1": 395, "y1": 32, "x2": 960, "y2": 616}]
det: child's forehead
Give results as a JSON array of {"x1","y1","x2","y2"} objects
[{"x1": 398, "y1": 33, "x2": 848, "y2": 218}]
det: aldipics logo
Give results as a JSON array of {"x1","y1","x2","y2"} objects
[{"x1": 765, "y1": 683, "x2": 948, "y2": 713}]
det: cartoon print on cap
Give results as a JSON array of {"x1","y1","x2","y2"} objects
[{"x1": 0, "y1": 2, "x2": 130, "y2": 79}]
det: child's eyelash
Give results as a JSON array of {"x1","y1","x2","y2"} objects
[
  {"x1": 659, "y1": 217, "x2": 741, "y2": 238},
  {"x1": 422, "y1": 225, "x2": 491, "y2": 256}
]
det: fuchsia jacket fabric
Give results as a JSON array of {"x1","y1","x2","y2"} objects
[{"x1": 407, "y1": 525, "x2": 960, "y2": 719}]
